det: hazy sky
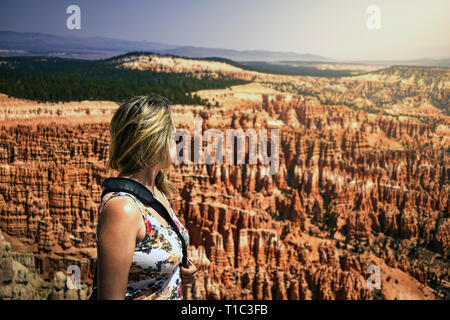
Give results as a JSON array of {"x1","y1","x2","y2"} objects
[{"x1": 0, "y1": 0, "x2": 449, "y2": 60}]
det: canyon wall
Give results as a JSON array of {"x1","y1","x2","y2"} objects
[{"x1": 0, "y1": 66, "x2": 448, "y2": 300}]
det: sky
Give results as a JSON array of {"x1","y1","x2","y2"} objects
[{"x1": 0, "y1": 0, "x2": 449, "y2": 61}]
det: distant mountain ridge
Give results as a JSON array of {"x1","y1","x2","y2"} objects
[
  {"x1": 160, "y1": 45, "x2": 332, "y2": 62},
  {"x1": 0, "y1": 30, "x2": 333, "y2": 62},
  {"x1": 343, "y1": 57, "x2": 450, "y2": 68},
  {"x1": 0, "y1": 30, "x2": 448, "y2": 67},
  {"x1": 0, "y1": 30, "x2": 176, "y2": 60}
]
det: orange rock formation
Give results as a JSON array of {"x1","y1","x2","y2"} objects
[{"x1": 0, "y1": 59, "x2": 448, "y2": 300}]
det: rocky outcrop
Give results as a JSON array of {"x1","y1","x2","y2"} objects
[{"x1": 434, "y1": 219, "x2": 450, "y2": 258}]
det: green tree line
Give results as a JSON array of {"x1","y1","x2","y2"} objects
[{"x1": 0, "y1": 56, "x2": 249, "y2": 104}]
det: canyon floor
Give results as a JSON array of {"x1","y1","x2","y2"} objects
[{"x1": 0, "y1": 55, "x2": 448, "y2": 300}]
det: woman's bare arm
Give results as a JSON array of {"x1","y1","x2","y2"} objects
[{"x1": 96, "y1": 197, "x2": 141, "y2": 300}]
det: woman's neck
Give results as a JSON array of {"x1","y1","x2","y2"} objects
[{"x1": 117, "y1": 169, "x2": 158, "y2": 194}]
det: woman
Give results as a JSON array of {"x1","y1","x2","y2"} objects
[{"x1": 95, "y1": 94, "x2": 196, "y2": 300}]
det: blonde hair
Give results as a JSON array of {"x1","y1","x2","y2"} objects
[{"x1": 107, "y1": 95, "x2": 177, "y2": 196}]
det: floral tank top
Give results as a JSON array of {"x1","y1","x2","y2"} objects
[{"x1": 96, "y1": 191, "x2": 190, "y2": 300}]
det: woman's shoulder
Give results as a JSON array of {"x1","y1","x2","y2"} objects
[
  {"x1": 101, "y1": 191, "x2": 145, "y2": 207},
  {"x1": 98, "y1": 191, "x2": 145, "y2": 221}
]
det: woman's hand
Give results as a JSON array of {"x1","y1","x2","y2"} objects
[{"x1": 180, "y1": 258, "x2": 197, "y2": 284}]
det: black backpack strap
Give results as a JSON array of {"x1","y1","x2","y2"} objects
[
  {"x1": 100, "y1": 177, "x2": 155, "y2": 206},
  {"x1": 90, "y1": 177, "x2": 188, "y2": 300}
]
